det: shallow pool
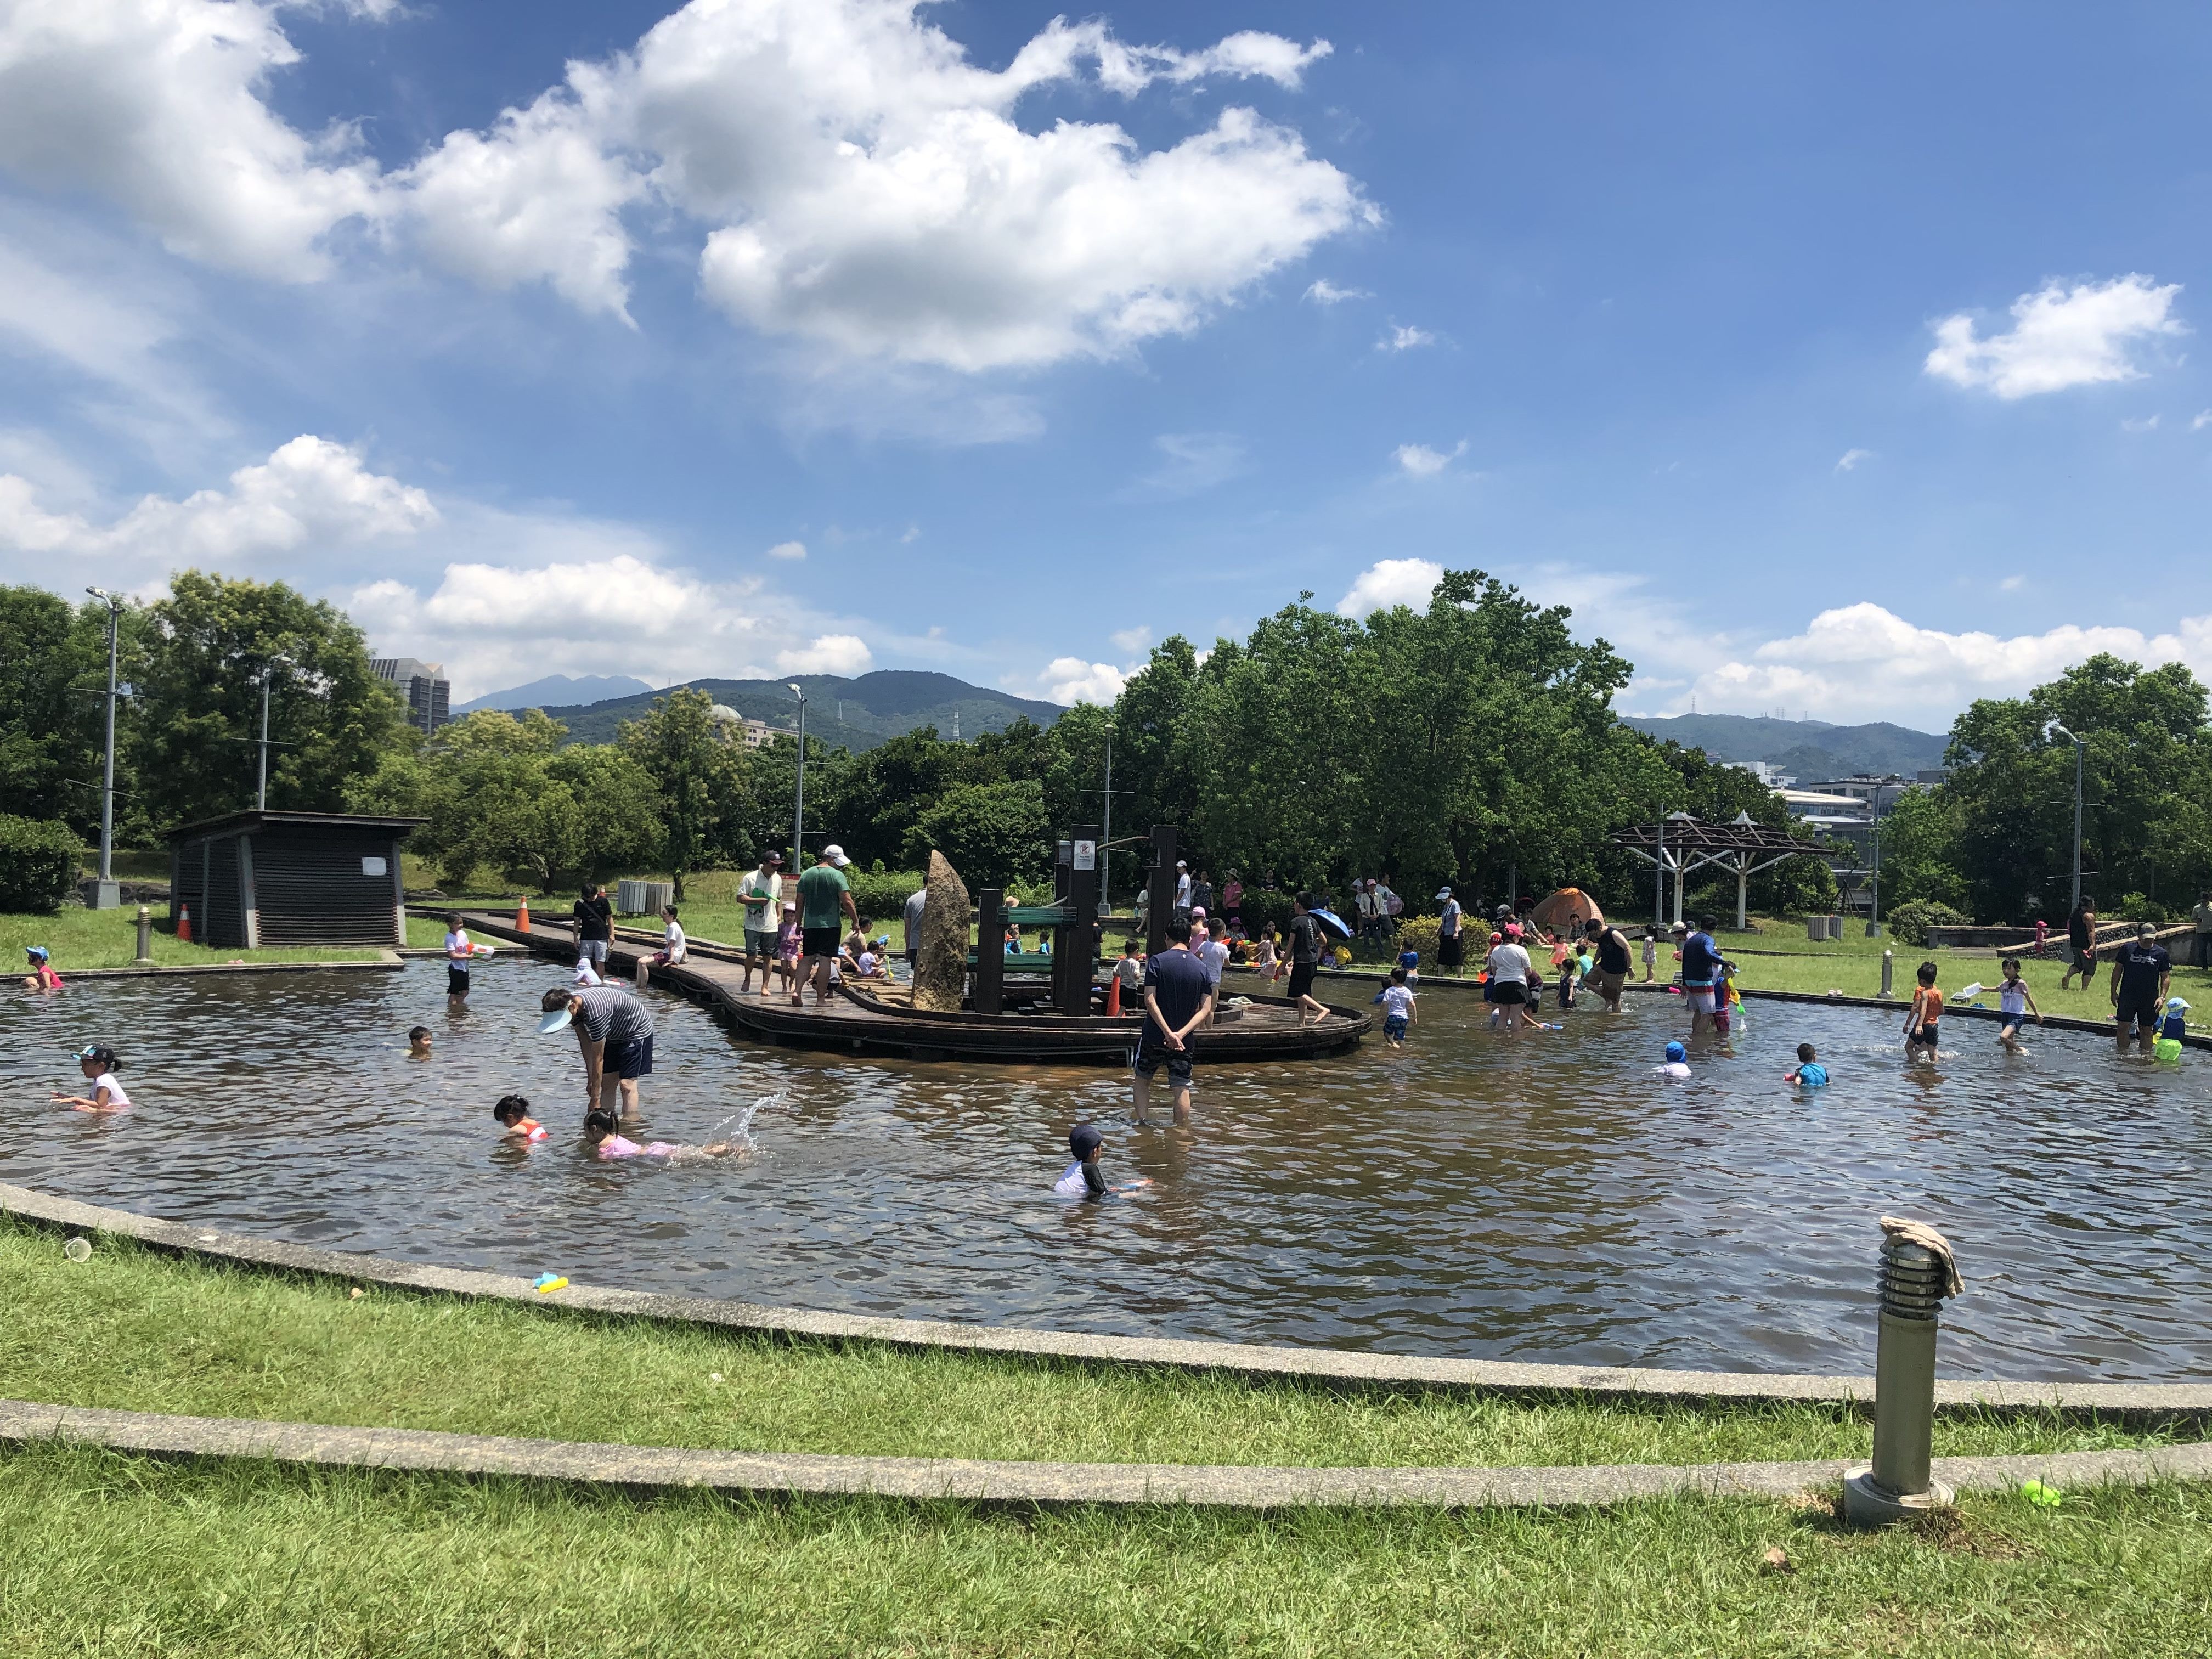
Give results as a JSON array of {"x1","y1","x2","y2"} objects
[{"x1": 4, "y1": 959, "x2": 2208, "y2": 1380}]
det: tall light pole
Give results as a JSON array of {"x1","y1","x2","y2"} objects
[
  {"x1": 85, "y1": 587, "x2": 122, "y2": 909},
  {"x1": 1866, "y1": 774, "x2": 1903, "y2": 934},
  {"x1": 788, "y1": 682, "x2": 806, "y2": 866},
  {"x1": 255, "y1": 656, "x2": 292, "y2": 811},
  {"x1": 1099, "y1": 730, "x2": 1113, "y2": 916},
  {"x1": 2048, "y1": 722, "x2": 2085, "y2": 913}
]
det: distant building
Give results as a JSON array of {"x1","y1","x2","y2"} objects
[
  {"x1": 708, "y1": 703, "x2": 779, "y2": 750},
  {"x1": 1801, "y1": 775, "x2": 1928, "y2": 818},
  {"x1": 371, "y1": 657, "x2": 450, "y2": 734},
  {"x1": 1726, "y1": 759, "x2": 1796, "y2": 788}
]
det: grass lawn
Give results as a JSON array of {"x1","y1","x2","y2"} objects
[
  {"x1": 0, "y1": 906, "x2": 430, "y2": 973},
  {"x1": 1, "y1": 1224, "x2": 2209, "y2": 1654}
]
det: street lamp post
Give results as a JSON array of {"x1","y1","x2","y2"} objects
[
  {"x1": 255, "y1": 657, "x2": 292, "y2": 812},
  {"x1": 85, "y1": 588, "x2": 123, "y2": 909},
  {"x1": 1866, "y1": 775, "x2": 1903, "y2": 935},
  {"x1": 788, "y1": 683, "x2": 806, "y2": 866},
  {"x1": 2047, "y1": 723, "x2": 2085, "y2": 913}
]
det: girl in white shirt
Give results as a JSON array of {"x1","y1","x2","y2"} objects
[{"x1": 55, "y1": 1045, "x2": 130, "y2": 1112}]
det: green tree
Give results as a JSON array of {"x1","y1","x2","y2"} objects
[
  {"x1": 545, "y1": 744, "x2": 665, "y2": 883},
  {"x1": 0, "y1": 587, "x2": 151, "y2": 843},
  {"x1": 618, "y1": 688, "x2": 751, "y2": 898},
  {"x1": 1944, "y1": 653, "x2": 2212, "y2": 922},
  {"x1": 904, "y1": 780, "x2": 1051, "y2": 889},
  {"x1": 131, "y1": 572, "x2": 409, "y2": 832}
]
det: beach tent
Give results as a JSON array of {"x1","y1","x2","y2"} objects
[{"x1": 1529, "y1": 887, "x2": 1604, "y2": 936}]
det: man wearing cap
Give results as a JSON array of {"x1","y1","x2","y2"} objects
[
  {"x1": 2110, "y1": 921, "x2": 2172, "y2": 1055},
  {"x1": 540, "y1": 983, "x2": 656, "y2": 1121},
  {"x1": 1436, "y1": 887, "x2": 1464, "y2": 975},
  {"x1": 1172, "y1": 860, "x2": 1192, "y2": 924},
  {"x1": 736, "y1": 852, "x2": 784, "y2": 994},
  {"x1": 794, "y1": 845, "x2": 860, "y2": 1008}
]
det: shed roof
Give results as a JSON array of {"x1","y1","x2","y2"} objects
[{"x1": 166, "y1": 809, "x2": 426, "y2": 843}]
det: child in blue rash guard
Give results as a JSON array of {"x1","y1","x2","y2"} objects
[
  {"x1": 1657, "y1": 1040, "x2": 1691, "y2": 1080},
  {"x1": 1395, "y1": 944, "x2": 1420, "y2": 985},
  {"x1": 2157, "y1": 996, "x2": 2190, "y2": 1062},
  {"x1": 1786, "y1": 1043, "x2": 1829, "y2": 1086}
]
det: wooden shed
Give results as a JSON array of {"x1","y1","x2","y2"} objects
[{"x1": 167, "y1": 811, "x2": 422, "y2": 949}]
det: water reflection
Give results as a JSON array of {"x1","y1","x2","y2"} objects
[{"x1": 3, "y1": 961, "x2": 2208, "y2": 1380}]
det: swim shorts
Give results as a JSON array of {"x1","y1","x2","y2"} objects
[
  {"x1": 578, "y1": 939, "x2": 608, "y2": 966},
  {"x1": 1685, "y1": 987, "x2": 1716, "y2": 1014},
  {"x1": 447, "y1": 964, "x2": 471, "y2": 996},
  {"x1": 1288, "y1": 961, "x2": 1318, "y2": 1001},
  {"x1": 1907, "y1": 1023, "x2": 1938, "y2": 1049},
  {"x1": 802, "y1": 926, "x2": 842, "y2": 960},
  {"x1": 1135, "y1": 1038, "x2": 1193, "y2": 1084},
  {"x1": 2000, "y1": 1013, "x2": 2025, "y2": 1034},
  {"x1": 1588, "y1": 968, "x2": 1625, "y2": 1002},
  {"x1": 743, "y1": 928, "x2": 773, "y2": 956},
  {"x1": 605, "y1": 1034, "x2": 655, "y2": 1080},
  {"x1": 1491, "y1": 980, "x2": 1527, "y2": 1005},
  {"x1": 2114, "y1": 990, "x2": 2163, "y2": 1027},
  {"x1": 1384, "y1": 1014, "x2": 1408, "y2": 1040}
]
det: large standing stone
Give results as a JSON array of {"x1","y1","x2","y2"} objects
[{"x1": 911, "y1": 851, "x2": 972, "y2": 1012}]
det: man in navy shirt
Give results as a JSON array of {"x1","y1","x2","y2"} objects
[
  {"x1": 1135, "y1": 917, "x2": 1213, "y2": 1126},
  {"x1": 2110, "y1": 921, "x2": 2172, "y2": 1055},
  {"x1": 1681, "y1": 916, "x2": 1723, "y2": 1036}
]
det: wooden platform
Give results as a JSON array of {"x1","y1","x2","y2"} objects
[{"x1": 453, "y1": 912, "x2": 1370, "y2": 1065}]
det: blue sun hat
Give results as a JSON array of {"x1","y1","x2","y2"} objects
[
  {"x1": 25, "y1": 945, "x2": 49, "y2": 962},
  {"x1": 1664, "y1": 1041, "x2": 1686, "y2": 1063}
]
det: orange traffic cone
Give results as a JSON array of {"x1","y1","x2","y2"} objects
[
  {"x1": 516, "y1": 896, "x2": 530, "y2": 933},
  {"x1": 176, "y1": 903, "x2": 192, "y2": 944},
  {"x1": 1105, "y1": 972, "x2": 1121, "y2": 1017}
]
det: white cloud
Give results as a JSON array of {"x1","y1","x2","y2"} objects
[
  {"x1": 1038, "y1": 656, "x2": 1129, "y2": 706},
  {"x1": 1131, "y1": 432, "x2": 1246, "y2": 496},
  {"x1": 765, "y1": 539, "x2": 807, "y2": 561},
  {"x1": 1999, "y1": 574, "x2": 2026, "y2": 592},
  {"x1": 1685, "y1": 602, "x2": 2212, "y2": 726},
  {"x1": 1335, "y1": 557, "x2": 1442, "y2": 617},
  {"x1": 900, "y1": 524, "x2": 921, "y2": 543},
  {"x1": 0, "y1": 434, "x2": 435, "y2": 567},
  {"x1": 2121, "y1": 414, "x2": 2162, "y2": 432},
  {"x1": 1303, "y1": 278, "x2": 1368, "y2": 304},
  {"x1": 777, "y1": 633, "x2": 874, "y2": 675},
  {"x1": 1377, "y1": 324, "x2": 1435, "y2": 352},
  {"x1": 0, "y1": 0, "x2": 383, "y2": 281},
  {"x1": 1835, "y1": 448, "x2": 1873, "y2": 472},
  {"x1": 1923, "y1": 274, "x2": 2184, "y2": 399},
  {"x1": 2194, "y1": 410, "x2": 2212, "y2": 431},
  {"x1": 1109, "y1": 624, "x2": 1153, "y2": 654},
  {"x1": 1393, "y1": 440, "x2": 1466, "y2": 477}
]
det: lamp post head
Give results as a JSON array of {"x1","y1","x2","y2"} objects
[{"x1": 2046, "y1": 720, "x2": 2077, "y2": 744}]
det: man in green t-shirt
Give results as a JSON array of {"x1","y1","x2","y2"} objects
[{"x1": 794, "y1": 844, "x2": 859, "y2": 1007}]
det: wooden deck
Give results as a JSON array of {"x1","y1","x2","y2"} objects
[{"x1": 452, "y1": 911, "x2": 1370, "y2": 1065}]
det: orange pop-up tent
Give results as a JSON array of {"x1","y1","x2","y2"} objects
[{"x1": 1529, "y1": 887, "x2": 1604, "y2": 936}]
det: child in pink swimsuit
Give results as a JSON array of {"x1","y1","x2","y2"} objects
[{"x1": 583, "y1": 1109, "x2": 736, "y2": 1160}]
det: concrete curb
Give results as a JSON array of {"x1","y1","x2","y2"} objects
[
  {"x1": 2, "y1": 1398, "x2": 2205, "y2": 1510},
  {"x1": 47, "y1": 953, "x2": 405, "y2": 980},
  {"x1": 7, "y1": 1182, "x2": 2209, "y2": 1425}
]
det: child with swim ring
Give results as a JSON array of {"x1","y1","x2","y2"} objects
[{"x1": 493, "y1": 1094, "x2": 549, "y2": 1142}]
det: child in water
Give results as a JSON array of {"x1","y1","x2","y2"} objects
[
  {"x1": 408, "y1": 1025, "x2": 433, "y2": 1060},
  {"x1": 1995, "y1": 957, "x2": 2042, "y2": 1051},
  {"x1": 22, "y1": 945, "x2": 63, "y2": 991},
  {"x1": 1657, "y1": 1040, "x2": 1691, "y2": 1080},
  {"x1": 2157, "y1": 996, "x2": 2190, "y2": 1062},
  {"x1": 1904, "y1": 961, "x2": 1944, "y2": 1058},
  {"x1": 492, "y1": 1094, "x2": 548, "y2": 1142},
  {"x1": 583, "y1": 1108, "x2": 738, "y2": 1161},
  {"x1": 1712, "y1": 960, "x2": 1739, "y2": 1036},
  {"x1": 1786, "y1": 1043, "x2": 1828, "y2": 1086},
  {"x1": 54, "y1": 1045, "x2": 129, "y2": 1111},
  {"x1": 1396, "y1": 943, "x2": 1420, "y2": 985},
  {"x1": 1378, "y1": 966, "x2": 1417, "y2": 1045},
  {"x1": 1052, "y1": 1124, "x2": 1152, "y2": 1199}
]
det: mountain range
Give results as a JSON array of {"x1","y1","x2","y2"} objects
[
  {"x1": 453, "y1": 674, "x2": 654, "y2": 714},
  {"x1": 522, "y1": 670, "x2": 1063, "y2": 751},
  {"x1": 1622, "y1": 713, "x2": 1949, "y2": 782}
]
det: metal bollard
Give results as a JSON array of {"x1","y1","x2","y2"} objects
[
  {"x1": 133, "y1": 904, "x2": 154, "y2": 965},
  {"x1": 1879, "y1": 949, "x2": 1894, "y2": 999},
  {"x1": 1844, "y1": 1229, "x2": 1957, "y2": 1524}
]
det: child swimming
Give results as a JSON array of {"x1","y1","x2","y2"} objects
[
  {"x1": 492, "y1": 1094, "x2": 548, "y2": 1142},
  {"x1": 1657, "y1": 1040, "x2": 1691, "y2": 1080},
  {"x1": 1052, "y1": 1123, "x2": 1152, "y2": 1199},
  {"x1": 53, "y1": 1045, "x2": 129, "y2": 1111},
  {"x1": 1995, "y1": 957, "x2": 2042, "y2": 1051},
  {"x1": 1786, "y1": 1042, "x2": 1828, "y2": 1086},
  {"x1": 407, "y1": 1025, "x2": 433, "y2": 1060},
  {"x1": 583, "y1": 1108, "x2": 738, "y2": 1161},
  {"x1": 1376, "y1": 966, "x2": 1417, "y2": 1045}
]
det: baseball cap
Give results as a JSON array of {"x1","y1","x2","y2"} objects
[
  {"x1": 1665, "y1": 1041, "x2": 1686, "y2": 1062},
  {"x1": 65, "y1": 1044, "x2": 104, "y2": 1062},
  {"x1": 822, "y1": 844, "x2": 851, "y2": 868},
  {"x1": 763, "y1": 851, "x2": 785, "y2": 865},
  {"x1": 1070, "y1": 1124, "x2": 1104, "y2": 1158},
  {"x1": 2138, "y1": 921, "x2": 2158, "y2": 938}
]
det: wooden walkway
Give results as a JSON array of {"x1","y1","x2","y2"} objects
[{"x1": 453, "y1": 911, "x2": 1369, "y2": 1066}]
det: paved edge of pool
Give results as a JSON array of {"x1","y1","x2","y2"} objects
[
  {"x1": 53, "y1": 951, "x2": 407, "y2": 981},
  {"x1": 2, "y1": 1398, "x2": 2207, "y2": 1510},
  {"x1": 7, "y1": 1182, "x2": 2210, "y2": 1424}
]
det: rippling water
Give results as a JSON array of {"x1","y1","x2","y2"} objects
[{"x1": 4, "y1": 960, "x2": 2208, "y2": 1380}]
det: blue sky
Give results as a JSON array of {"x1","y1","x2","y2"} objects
[{"x1": 3, "y1": 1, "x2": 2211, "y2": 729}]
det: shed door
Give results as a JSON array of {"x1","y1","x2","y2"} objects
[{"x1": 252, "y1": 832, "x2": 404, "y2": 946}]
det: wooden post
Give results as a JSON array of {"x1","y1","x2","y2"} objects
[
  {"x1": 1061, "y1": 824, "x2": 1100, "y2": 1015},
  {"x1": 1146, "y1": 826, "x2": 1175, "y2": 958},
  {"x1": 973, "y1": 888, "x2": 1004, "y2": 1015}
]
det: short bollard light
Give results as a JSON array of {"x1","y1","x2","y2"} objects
[
  {"x1": 1879, "y1": 950, "x2": 1894, "y2": 999},
  {"x1": 133, "y1": 904, "x2": 155, "y2": 966},
  {"x1": 1844, "y1": 1216, "x2": 1963, "y2": 1525}
]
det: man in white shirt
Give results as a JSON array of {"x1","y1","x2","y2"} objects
[
  {"x1": 1197, "y1": 925, "x2": 1231, "y2": 1023},
  {"x1": 1172, "y1": 861, "x2": 1192, "y2": 919},
  {"x1": 736, "y1": 853, "x2": 783, "y2": 994}
]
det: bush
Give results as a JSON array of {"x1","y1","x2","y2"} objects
[
  {"x1": 1884, "y1": 898, "x2": 1972, "y2": 946},
  {"x1": 0, "y1": 815, "x2": 81, "y2": 913},
  {"x1": 848, "y1": 868, "x2": 924, "y2": 924},
  {"x1": 2117, "y1": 892, "x2": 2172, "y2": 927},
  {"x1": 1238, "y1": 888, "x2": 1297, "y2": 938}
]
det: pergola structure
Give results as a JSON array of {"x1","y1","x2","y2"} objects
[{"x1": 1610, "y1": 811, "x2": 1830, "y2": 930}]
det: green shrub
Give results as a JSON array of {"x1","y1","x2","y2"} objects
[
  {"x1": 1884, "y1": 898, "x2": 1972, "y2": 946},
  {"x1": 848, "y1": 868, "x2": 924, "y2": 923},
  {"x1": 1238, "y1": 888, "x2": 1297, "y2": 938},
  {"x1": 0, "y1": 815, "x2": 80, "y2": 913},
  {"x1": 2117, "y1": 892, "x2": 2172, "y2": 927}
]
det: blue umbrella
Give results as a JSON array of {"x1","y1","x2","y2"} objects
[{"x1": 1308, "y1": 906, "x2": 1354, "y2": 941}]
